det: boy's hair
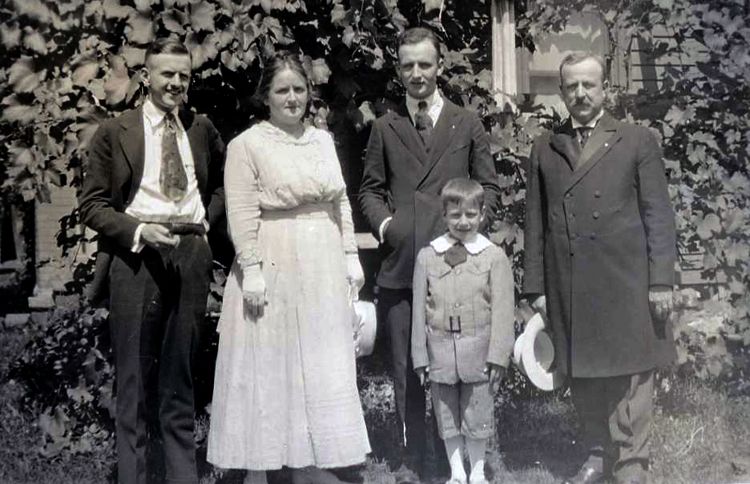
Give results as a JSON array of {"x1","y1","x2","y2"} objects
[{"x1": 440, "y1": 178, "x2": 485, "y2": 212}]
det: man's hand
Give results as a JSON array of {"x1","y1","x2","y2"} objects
[
  {"x1": 242, "y1": 266, "x2": 267, "y2": 319},
  {"x1": 649, "y1": 287, "x2": 673, "y2": 337},
  {"x1": 415, "y1": 366, "x2": 429, "y2": 386},
  {"x1": 531, "y1": 294, "x2": 547, "y2": 319},
  {"x1": 487, "y1": 364, "x2": 506, "y2": 393},
  {"x1": 140, "y1": 224, "x2": 180, "y2": 249}
]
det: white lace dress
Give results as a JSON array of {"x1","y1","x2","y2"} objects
[{"x1": 207, "y1": 121, "x2": 371, "y2": 470}]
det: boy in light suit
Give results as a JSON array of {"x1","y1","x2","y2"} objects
[{"x1": 411, "y1": 178, "x2": 515, "y2": 484}]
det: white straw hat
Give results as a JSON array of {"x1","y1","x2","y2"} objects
[
  {"x1": 512, "y1": 313, "x2": 564, "y2": 391},
  {"x1": 352, "y1": 300, "x2": 377, "y2": 358}
]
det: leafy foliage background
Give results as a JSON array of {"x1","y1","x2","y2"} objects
[{"x1": 1, "y1": 0, "x2": 748, "y2": 459}]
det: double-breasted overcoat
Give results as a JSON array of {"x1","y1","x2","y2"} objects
[{"x1": 522, "y1": 114, "x2": 677, "y2": 378}]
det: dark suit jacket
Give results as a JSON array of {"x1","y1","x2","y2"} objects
[
  {"x1": 522, "y1": 113, "x2": 677, "y2": 378},
  {"x1": 359, "y1": 99, "x2": 500, "y2": 289},
  {"x1": 79, "y1": 107, "x2": 226, "y2": 302}
]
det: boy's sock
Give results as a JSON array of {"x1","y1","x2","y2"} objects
[
  {"x1": 466, "y1": 437, "x2": 487, "y2": 482},
  {"x1": 444, "y1": 435, "x2": 467, "y2": 482}
]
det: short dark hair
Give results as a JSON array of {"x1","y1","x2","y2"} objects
[
  {"x1": 253, "y1": 51, "x2": 311, "y2": 117},
  {"x1": 440, "y1": 178, "x2": 485, "y2": 213},
  {"x1": 559, "y1": 52, "x2": 607, "y2": 84},
  {"x1": 145, "y1": 38, "x2": 191, "y2": 64},
  {"x1": 398, "y1": 27, "x2": 442, "y2": 59}
]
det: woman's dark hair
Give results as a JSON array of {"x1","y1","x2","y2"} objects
[{"x1": 253, "y1": 52, "x2": 312, "y2": 117}]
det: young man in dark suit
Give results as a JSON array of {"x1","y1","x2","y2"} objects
[
  {"x1": 523, "y1": 53, "x2": 676, "y2": 484},
  {"x1": 359, "y1": 27, "x2": 500, "y2": 482},
  {"x1": 79, "y1": 38, "x2": 225, "y2": 484}
]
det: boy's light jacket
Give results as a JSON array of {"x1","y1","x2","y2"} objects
[{"x1": 411, "y1": 233, "x2": 515, "y2": 384}]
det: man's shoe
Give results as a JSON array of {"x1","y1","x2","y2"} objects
[{"x1": 561, "y1": 465, "x2": 605, "y2": 484}]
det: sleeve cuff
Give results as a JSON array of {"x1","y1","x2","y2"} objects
[
  {"x1": 131, "y1": 223, "x2": 145, "y2": 253},
  {"x1": 378, "y1": 216, "x2": 392, "y2": 243}
]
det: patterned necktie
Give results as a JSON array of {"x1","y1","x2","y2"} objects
[
  {"x1": 160, "y1": 112, "x2": 188, "y2": 202},
  {"x1": 444, "y1": 242, "x2": 468, "y2": 267},
  {"x1": 414, "y1": 100, "x2": 433, "y2": 146},
  {"x1": 577, "y1": 126, "x2": 593, "y2": 148}
]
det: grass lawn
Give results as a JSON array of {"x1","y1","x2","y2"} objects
[{"x1": 1, "y1": 327, "x2": 749, "y2": 484}]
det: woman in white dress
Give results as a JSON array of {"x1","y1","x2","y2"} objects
[{"x1": 207, "y1": 53, "x2": 371, "y2": 484}]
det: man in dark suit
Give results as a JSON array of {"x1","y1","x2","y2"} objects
[
  {"x1": 79, "y1": 38, "x2": 225, "y2": 484},
  {"x1": 523, "y1": 52, "x2": 676, "y2": 484},
  {"x1": 359, "y1": 27, "x2": 500, "y2": 481}
]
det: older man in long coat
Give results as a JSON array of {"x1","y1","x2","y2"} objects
[{"x1": 523, "y1": 53, "x2": 677, "y2": 484}]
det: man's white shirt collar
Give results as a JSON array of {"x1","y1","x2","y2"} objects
[
  {"x1": 406, "y1": 90, "x2": 443, "y2": 127},
  {"x1": 430, "y1": 233, "x2": 493, "y2": 255},
  {"x1": 143, "y1": 98, "x2": 180, "y2": 131},
  {"x1": 571, "y1": 108, "x2": 605, "y2": 129}
]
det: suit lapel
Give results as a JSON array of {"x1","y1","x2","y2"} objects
[
  {"x1": 565, "y1": 114, "x2": 622, "y2": 193},
  {"x1": 118, "y1": 108, "x2": 145, "y2": 203},
  {"x1": 549, "y1": 119, "x2": 579, "y2": 171},
  {"x1": 387, "y1": 104, "x2": 429, "y2": 167}
]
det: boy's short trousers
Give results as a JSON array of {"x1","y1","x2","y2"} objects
[{"x1": 430, "y1": 380, "x2": 493, "y2": 440}]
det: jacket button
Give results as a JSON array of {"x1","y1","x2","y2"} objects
[
  {"x1": 594, "y1": 190, "x2": 601, "y2": 198},
  {"x1": 454, "y1": 302, "x2": 461, "y2": 308},
  {"x1": 592, "y1": 211, "x2": 600, "y2": 219},
  {"x1": 565, "y1": 193, "x2": 572, "y2": 199},
  {"x1": 590, "y1": 233, "x2": 597, "y2": 240}
]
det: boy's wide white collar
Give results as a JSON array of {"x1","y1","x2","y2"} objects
[{"x1": 430, "y1": 233, "x2": 493, "y2": 255}]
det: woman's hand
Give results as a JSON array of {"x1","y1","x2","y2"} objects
[
  {"x1": 346, "y1": 254, "x2": 364, "y2": 301},
  {"x1": 242, "y1": 265, "x2": 266, "y2": 319}
]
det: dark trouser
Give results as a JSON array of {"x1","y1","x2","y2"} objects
[
  {"x1": 377, "y1": 287, "x2": 444, "y2": 471},
  {"x1": 571, "y1": 370, "x2": 654, "y2": 483},
  {"x1": 108, "y1": 235, "x2": 212, "y2": 484}
]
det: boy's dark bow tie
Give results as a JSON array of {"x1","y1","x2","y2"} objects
[{"x1": 444, "y1": 242, "x2": 468, "y2": 267}]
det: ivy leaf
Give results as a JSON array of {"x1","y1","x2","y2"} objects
[
  {"x1": 161, "y1": 10, "x2": 187, "y2": 33},
  {"x1": 66, "y1": 380, "x2": 94, "y2": 404},
  {"x1": 121, "y1": 46, "x2": 146, "y2": 68},
  {"x1": 190, "y1": 1, "x2": 217, "y2": 32},
  {"x1": 126, "y1": 13, "x2": 155, "y2": 44},
  {"x1": 696, "y1": 213, "x2": 721, "y2": 240},
  {"x1": 72, "y1": 59, "x2": 100, "y2": 86},
  {"x1": 186, "y1": 32, "x2": 220, "y2": 68},
  {"x1": 1, "y1": 94, "x2": 42, "y2": 124},
  {"x1": 220, "y1": 50, "x2": 243, "y2": 71},
  {"x1": 310, "y1": 58, "x2": 331, "y2": 85},
  {"x1": 102, "y1": 0, "x2": 133, "y2": 19},
  {"x1": 0, "y1": 22, "x2": 21, "y2": 49},
  {"x1": 22, "y1": 27, "x2": 48, "y2": 54},
  {"x1": 357, "y1": 101, "x2": 376, "y2": 127},
  {"x1": 12, "y1": 0, "x2": 52, "y2": 24},
  {"x1": 39, "y1": 407, "x2": 69, "y2": 440},
  {"x1": 423, "y1": 0, "x2": 443, "y2": 13},
  {"x1": 133, "y1": 0, "x2": 152, "y2": 13},
  {"x1": 58, "y1": 0, "x2": 85, "y2": 15},
  {"x1": 9, "y1": 57, "x2": 44, "y2": 93},
  {"x1": 103, "y1": 55, "x2": 131, "y2": 105},
  {"x1": 260, "y1": 0, "x2": 273, "y2": 14},
  {"x1": 331, "y1": 4, "x2": 347, "y2": 25}
]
